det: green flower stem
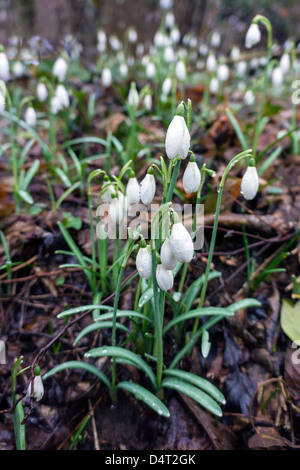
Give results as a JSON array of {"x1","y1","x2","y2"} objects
[
  {"x1": 251, "y1": 15, "x2": 273, "y2": 161},
  {"x1": 192, "y1": 149, "x2": 252, "y2": 335},
  {"x1": 151, "y1": 247, "x2": 163, "y2": 389},
  {"x1": 165, "y1": 158, "x2": 181, "y2": 202}
]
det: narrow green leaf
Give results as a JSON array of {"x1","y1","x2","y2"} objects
[
  {"x1": 73, "y1": 321, "x2": 130, "y2": 345},
  {"x1": 18, "y1": 190, "x2": 33, "y2": 204},
  {"x1": 21, "y1": 159, "x2": 40, "y2": 190},
  {"x1": 162, "y1": 377, "x2": 222, "y2": 417},
  {"x1": 180, "y1": 271, "x2": 221, "y2": 313},
  {"x1": 85, "y1": 346, "x2": 157, "y2": 389},
  {"x1": 42, "y1": 360, "x2": 111, "y2": 389},
  {"x1": 138, "y1": 288, "x2": 154, "y2": 308},
  {"x1": 162, "y1": 307, "x2": 234, "y2": 335},
  {"x1": 117, "y1": 381, "x2": 170, "y2": 417},
  {"x1": 201, "y1": 329, "x2": 211, "y2": 358},
  {"x1": 226, "y1": 108, "x2": 248, "y2": 151},
  {"x1": 163, "y1": 369, "x2": 225, "y2": 404}
]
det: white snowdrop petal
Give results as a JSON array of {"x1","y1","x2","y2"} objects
[
  {"x1": 161, "y1": 238, "x2": 178, "y2": 270},
  {"x1": 36, "y1": 83, "x2": 48, "y2": 102},
  {"x1": 169, "y1": 222, "x2": 194, "y2": 263},
  {"x1": 27, "y1": 375, "x2": 44, "y2": 402},
  {"x1": 140, "y1": 173, "x2": 156, "y2": 205},
  {"x1": 240, "y1": 166, "x2": 259, "y2": 200},
  {"x1": 165, "y1": 115, "x2": 190, "y2": 160},
  {"x1": 25, "y1": 107, "x2": 37, "y2": 127},
  {"x1": 156, "y1": 264, "x2": 174, "y2": 291},
  {"x1": 126, "y1": 177, "x2": 140, "y2": 206},
  {"x1": 183, "y1": 161, "x2": 201, "y2": 194},
  {"x1": 136, "y1": 247, "x2": 152, "y2": 280},
  {"x1": 245, "y1": 23, "x2": 261, "y2": 49}
]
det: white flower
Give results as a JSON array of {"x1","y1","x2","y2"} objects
[
  {"x1": 209, "y1": 77, "x2": 219, "y2": 94},
  {"x1": 101, "y1": 181, "x2": 116, "y2": 203},
  {"x1": 136, "y1": 246, "x2": 152, "y2": 280},
  {"x1": 128, "y1": 28, "x2": 138, "y2": 43},
  {"x1": 128, "y1": 86, "x2": 139, "y2": 108},
  {"x1": 210, "y1": 31, "x2": 221, "y2": 48},
  {"x1": 126, "y1": 175, "x2": 140, "y2": 206},
  {"x1": 170, "y1": 27, "x2": 180, "y2": 44},
  {"x1": 55, "y1": 84, "x2": 70, "y2": 108},
  {"x1": 119, "y1": 63, "x2": 128, "y2": 77},
  {"x1": 50, "y1": 96, "x2": 62, "y2": 114},
  {"x1": 165, "y1": 11, "x2": 175, "y2": 28},
  {"x1": 183, "y1": 160, "x2": 201, "y2": 193},
  {"x1": 175, "y1": 60, "x2": 186, "y2": 81},
  {"x1": 52, "y1": 57, "x2": 67, "y2": 81},
  {"x1": 236, "y1": 60, "x2": 247, "y2": 77},
  {"x1": 140, "y1": 173, "x2": 156, "y2": 205},
  {"x1": 25, "y1": 107, "x2": 37, "y2": 127},
  {"x1": 244, "y1": 89, "x2": 255, "y2": 106},
  {"x1": 272, "y1": 67, "x2": 283, "y2": 87},
  {"x1": 206, "y1": 53, "x2": 217, "y2": 72},
  {"x1": 161, "y1": 238, "x2": 178, "y2": 270},
  {"x1": 102, "y1": 67, "x2": 112, "y2": 87},
  {"x1": 230, "y1": 46, "x2": 240, "y2": 61},
  {"x1": 245, "y1": 23, "x2": 261, "y2": 49},
  {"x1": 26, "y1": 375, "x2": 44, "y2": 402},
  {"x1": 165, "y1": 115, "x2": 190, "y2": 160},
  {"x1": 169, "y1": 221, "x2": 194, "y2": 263},
  {"x1": 160, "y1": 0, "x2": 173, "y2": 9},
  {"x1": 36, "y1": 82, "x2": 48, "y2": 102},
  {"x1": 164, "y1": 45, "x2": 176, "y2": 63},
  {"x1": 240, "y1": 166, "x2": 259, "y2": 200},
  {"x1": 108, "y1": 192, "x2": 127, "y2": 222},
  {"x1": 12, "y1": 61, "x2": 24, "y2": 77},
  {"x1": 156, "y1": 264, "x2": 174, "y2": 291},
  {"x1": 144, "y1": 94, "x2": 152, "y2": 111},
  {"x1": 279, "y1": 53, "x2": 290, "y2": 75},
  {"x1": 0, "y1": 86, "x2": 5, "y2": 113},
  {"x1": 217, "y1": 64, "x2": 229, "y2": 82},
  {"x1": 0, "y1": 52, "x2": 10, "y2": 81},
  {"x1": 146, "y1": 61, "x2": 156, "y2": 79},
  {"x1": 162, "y1": 77, "x2": 173, "y2": 97}
]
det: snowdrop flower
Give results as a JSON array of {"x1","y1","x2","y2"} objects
[
  {"x1": 128, "y1": 84, "x2": 139, "y2": 108},
  {"x1": 146, "y1": 61, "x2": 156, "y2": 79},
  {"x1": 240, "y1": 161, "x2": 259, "y2": 200},
  {"x1": 55, "y1": 84, "x2": 70, "y2": 108},
  {"x1": 156, "y1": 264, "x2": 174, "y2": 291},
  {"x1": 128, "y1": 27, "x2": 138, "y2": 43},
  {"x1": 36, "y1": 82, "x2": 48, "y2": 102},
  {"x1": 0, "y1": 50, "x2": 10, "y2": 81},
  {"x1": 165, "y1": 12, "x2": 175, "y2": 29},
  {"x1": 245, "y1": 23, "x2": 261, "y2": 49},
  {"x1": 279, "y1": 53, "x2": 290, "y2": 75},
  {"x1": 0, "y1": 82, "x2": 6, "y2": 112},
  {"x1": 24, "y1": 106, "x2": 37, "y2": 127},
  {"x1": 102, "y1": 67, "x2": 112, "y2": 87},
  {"x1": 109, "y1": 35, "x2": 121, "y2": 51},
  {"x1": 162, "y1": 77, "x2": 173, "y2": 98},
  {"x1": 136, "y1": 242, "x2": 152, "y2": 280},
  {"x1": 244, "y1": 89, "x2": 255, "y2": 106},
  {"x1": 52, "y1": 57, "x2": 68, "y2": 81},
  {"x1": 169, "y1": 218, "x2": 194, "y2": 263},
  {"x1": 160, "y1": 0, "x2": 173, "y2": 9},
  {"x1": 206, "y1": 53, "x2": 217, "y2": 72},
  {"x1": 209, "y1": 77, "x2": 219, "y2": 94},
  {"x1": 165, "y1": 113, "x2": 190, "y2": 160},
  {"x1": 272, "y1": 67, "x2": 283, "y2": 87},
  {"x1": 161, "y1": 238, "x2": 178, "y2": 270},
  {"x1": 164, "y1": 45, "x2": 176, "y2": 63},
  {"x1": 101, "y1": 179, "x2": 116, "y2": 203},
  {"x1": 230, "y1": 46, "x2": 240, "y2": 61},
  {"x1": 12, "y1": 61, "x2": 24, "y2": 77},
  {"x1": 144, "y1": 94, "x2": 152, "y2": 111},
  {"x1": 175, "y1": 60, "x2": 186, "y2": 81},
  {"x1": 236, "y1": 60, "x2": 247, "y2": 77},
  {"x1": 50, "y1": 95, "x2": 62, "y2": 114},
  {"x1": 170, "y1": 27, "x2": 180, "y2": 44},
  {"x1": 217, "y1": 63, "x2": 229, "y2": 82},
  {"x1": 140, "y1": 170, "x2": 156, "y2": 205},
  {"x1": 183, "y1": 156, "x2": 201, "y2": 193},
  {"x1": 108, "y1": 192, "x2": 127, "y2": 222},
  {"x1": 126, "y1": 172, "x2": 140, "y2": 206},
  {"x1": 26, "y1": 369, "x2": 44, "y2": 402},
  {"x1": 119, "y1": 63, "x2": 128, "y2": 78},
  {"x1": 210, "y1": 31, "x2": 221, "y2": 48}
]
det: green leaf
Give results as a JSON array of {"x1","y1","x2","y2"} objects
[
  {"x1": 163, "y1": 369, "x2": 225, "y2": 404},
  {"x1": 21, "y1": 159, "x2": 40, "y2": 190},
  {"x1": 18, "y1": 189, "x2": 33, "y2": 204},
  {"x1": 180, "y1": 271, "x2": 221, "y2": 313},
  {"x1": 162, "y1": 307, "x2": 234, "y2": 335},
  {"x1": 162, "y1": 377, "x2": 223, "y2": 417},
  {"x1": 116, "y1": 381, "x2": 170, "y2": 417},
  {"x1": 85, "y1": 346, "x2": 157, "y2": 389},
  {"x1": 280, "y1": 299, "x2": 300, "y2": 342},
  {"x1": 73, "y1": 321, "x2": 130, "y2": 345},
  {"x1": 138, "y1": 288, "x2": 154, "y2": 308},
  {"x1": 226, "y1": 108, "x2": 248, "y2": 151},
  {"x1": 201, "y1": 329, "x2": 211, "y2": 358},
  {"x1": 42, "y1": 360, "x2": 111, "y2": 390}
]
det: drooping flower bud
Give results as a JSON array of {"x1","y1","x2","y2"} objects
[
  {"x1": 126, "y1": 171, "x2": 140, "y2": 206},
  {"x1": 206, "y1": 53, "x2": 217, "y2": 72},
  {"x1": 26, "y1": 367, "x2": 44, "y2": 402},
  {"x1": 244, "y1": 89, "x2": 255, "y2": 106},
  {"x1": 209, "y1": 77, "x2": 219, "y2": 94},
  {"x1": 128, "y1": 83, "x2": 139, "y2": 108},
  {"x1": 36, "y1": 82, "x2": 48, "y2": 102},
  {"x1": 169, "y1": 214, "x2": 194, "y2": 263},
  {"x1": 25, "y1": 106, "x2": 37, "y2": 128},
  {"x1": 217, "y1": 63, "x2": 229, "y2": 82},
  {"x1": 271, "y1": 67, "x2": 283, "y2": 88},
  {"x1": 52, "y1": 57, "x2": 68, "y2": 81},
  {"x1": 175, "y1": 60, "x2": 186, "y2": 81},
  {"x1": 161, "y1": 238, "x2": 178, "y2": 270},
  {"x1": 102, "y1": 67, "x2": 112, "y2": 87},
  {"x1": 140, "y1": 169, "x2": 156, "y2": 205},
  {"x1": 136, "y1": 240, "x2": 152, "y2": 280},
  {"x1": 183, "y1": 156, "x2": 201, "y2": 194},
  {"x1": 55, "y1": 84, "x2": 70, "y2": 108},
  {"x1": 108, "y1": 192, "x2": 127, "y2": 222},
  {"x1": 279, "y1": 53, "x2": 290, "y2": 75},
  {"x1": 165, "y1": 113, "x2": 190, "y2": 160},
  {"x1": 0, "y1": 49, "x2": 10, "y2": 81},
  {"x1": 50, "y1": 96, "x2": 61, "y2": 114},
  {"x1": 156, "y1": 263, "x2": 174, "y2": 291},
  {"x1": 240, "y1": 160, "x2": 259, "y2": 200},
  {"x1": 245, "y1": 23, "x2": 261, "y2": 49}
]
